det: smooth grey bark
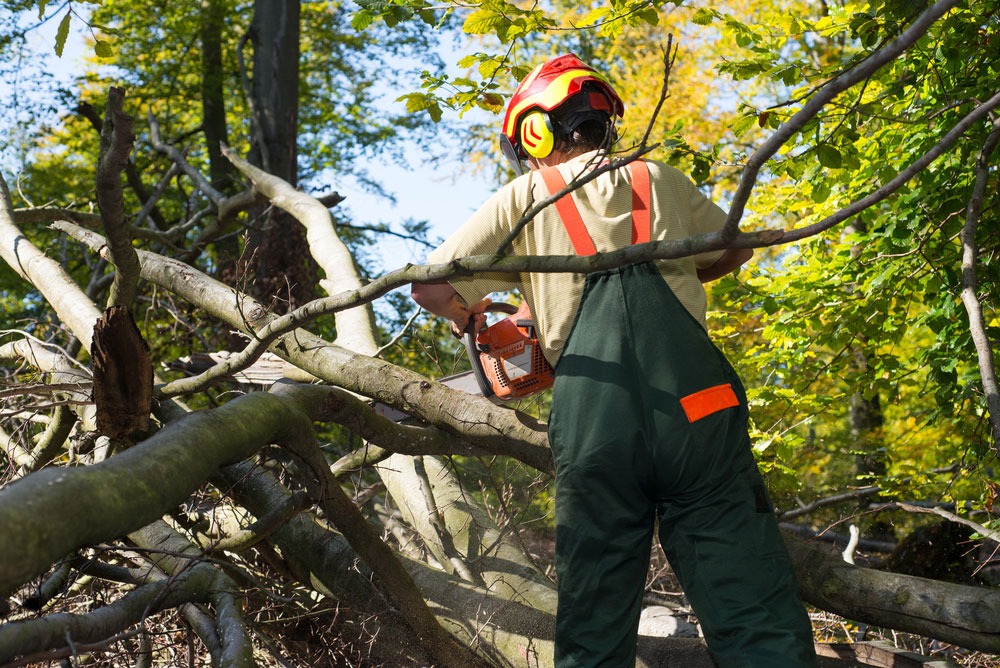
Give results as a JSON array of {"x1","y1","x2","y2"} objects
[
  {"x1": 788, "y1": 537, "x2": 1000, "y2": 653},
  {"x1": 0, "y1": 391, "x2": 304, "y2": 595},
  {"x1": 959, "y1": 122, "x2": 1000, "y2": 454}
]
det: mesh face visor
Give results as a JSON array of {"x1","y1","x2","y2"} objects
[{"x1": 499, "y1": 133, "x2": 526, "y2": 176}]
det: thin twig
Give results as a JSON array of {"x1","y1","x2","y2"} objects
[{"x1": 374, "y1": 308, "x2": 423, "y2": 358}]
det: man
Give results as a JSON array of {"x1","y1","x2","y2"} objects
[{"x1": 412, "y1": 54, "x2": 816, "y2": 668}]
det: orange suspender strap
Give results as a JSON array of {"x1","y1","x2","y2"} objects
[
  {"x1": 629, "y1": 159, "x2": 651, "y2": 244},
  {"x1": 538, "y1": 160, "x2": 651, "y2": 256},
  {"x1": 538, "y1": 166, "x2": 597, "y2": 256}
]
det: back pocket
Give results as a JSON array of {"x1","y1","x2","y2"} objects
[{"x1": 679, "y1": 383, "x2": 739, "y2": 423}]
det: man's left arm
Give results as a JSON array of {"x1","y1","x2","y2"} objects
[
  {"x1": 411, "y1": 282, "x2": 491, "y2": 336},
  {"x1": 696, "y1": 248, "x2": 753, "y2": 283}
]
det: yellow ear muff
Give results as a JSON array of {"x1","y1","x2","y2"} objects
[{"x1": 519, "y1": 111, "x2": 555, "y2": 159}]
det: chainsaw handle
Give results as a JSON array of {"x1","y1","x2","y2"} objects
[
  {"x1": 464, "y1": 328, "x2": 495, "y2": 400},
  {"x1": 462, "y1": 302, "x2": 515, "y2": 401}
]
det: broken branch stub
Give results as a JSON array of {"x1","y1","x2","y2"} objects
[{"x1": 92, "y1": 306, "x2": 152, "y2": 438}]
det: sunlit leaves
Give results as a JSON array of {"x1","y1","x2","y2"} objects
[{"x1": 53, "y1": 9, "x2": 70, "y2": 56}]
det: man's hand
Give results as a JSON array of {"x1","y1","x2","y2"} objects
[
  {"x1": 450, "y1": 298, "x2": 492, "y2": 339},
  {"x1": 411, "y1": 282, "x2": 492, "y2": 337}
]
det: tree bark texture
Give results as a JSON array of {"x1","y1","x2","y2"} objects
[
  {"x1": 92, "y1": 306, "x2": 152, "y2": 438},
  {"x1": 788, "y1": 537, "x2": 1000, "y2": 653},
  {"x1": 0, "y1": 391, "x2": 304, "y2": 596}
]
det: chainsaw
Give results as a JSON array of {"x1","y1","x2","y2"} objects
[
  {"x1": 372, "y1": 301, "x2": 554, "y2": 422},
  {"x1": 463, "y1": 301, "x2": 555, "y2": 403}
]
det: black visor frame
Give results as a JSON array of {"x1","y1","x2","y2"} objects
[{"x1": 499, "y1": 133, "x2": 526, "y2": 176}]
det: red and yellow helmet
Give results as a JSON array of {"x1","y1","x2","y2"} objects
[{"x1": 499, "y1": 54, "x2": 624, "y2": 173}]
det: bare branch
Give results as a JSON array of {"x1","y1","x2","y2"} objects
[
  {"x1": 779, "y1": 485, "x2": 883, "y2": 521},
  {"x1": 375, "y1": 307, "x2": 422, "y2": 358},
  {"x1": 891, "y1": 502, "x2": 1000, "y2": 543},
  {"x1": 221, "y1": 145, "x2": 380, "y2": 355},
  {"x1": 96, "y1": 90, "x2": 140, "y2": 310},
  {"x1": 0, "y1": 177, "x2": 103, "y2": 352},
  {"x1": 0, "y1": 563, "x2": 217, "y2": 664},
  {"x1": 958, "y1": 120, "x2": 1000, "y2": 457},
  {"x1": 722, "y1": 0, "x2": 962, "y2": 240},
  {"x1": 73, "y1": 100, "x2": 169, "y2": 230},
  {"x1": 765, "y1": 89, "x2": 1000, "y2": 246},
  {"x1": 148, "y1": 111, "x2": 226, "y2": 208},
  {"x1": 413, "y1": 455, "x2": 485, "y2": 586},
  {"x1": 134, "y1": 162, "x2": 179, "y2": 230}
]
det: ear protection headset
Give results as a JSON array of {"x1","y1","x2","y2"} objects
[{"x1": 519, "y1": 111, "x2": 557, "y2": 159}]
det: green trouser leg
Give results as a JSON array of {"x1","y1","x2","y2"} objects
[{"x1": 547, "y1": 262, "x2": 815, "y2": 668}]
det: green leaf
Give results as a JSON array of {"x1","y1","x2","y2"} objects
[
  {"x1": 351, "y1": 9, "x2": 374, "y2": 30},
  {"x1": 398, "y1": 93, "x2": 442, "y2": 122},
  {"x1": 692, "y1": 8, "x2": 714, "y2": 25},
  {"x1": 463, "y1": 9, "x2": 507, "y2": 35},
  {"x1": 816, "y1": 144, "x2": 842, "y2": 169},
  {"x1": 731, "y1": 113, "x2": 756, "y2": 139},
  {"x1": 811, "y1": 181, "x2": 831, "y2": 203},
  {"x1": 54, "y1": 10, "x2": 71, "y2": 57},
  {"x1": 37, "y1": 0, "x2": 48, "y2": 20},
  {"x1": 94, "y1": 39, "x2": 113, "y2": 58},
  {"x1": 691, "y1": 157, "x2": 710, "y2": 184}
]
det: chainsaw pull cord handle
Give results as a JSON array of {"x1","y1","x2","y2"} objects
[{"x1": 463, "y1": 302, "x2": 518, "y2": 401}]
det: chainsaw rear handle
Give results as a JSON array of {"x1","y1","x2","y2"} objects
[{"x1": 464, "y1": 302, "x2": 518, "y2": 401}]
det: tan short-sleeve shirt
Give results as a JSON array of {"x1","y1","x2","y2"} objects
[{"x1": 427, "y1": 151, "x2": 728, "y2": 365}]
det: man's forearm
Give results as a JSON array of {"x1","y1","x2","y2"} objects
[
  {"x1": 411, "y1": 282, "x2": 468, "y2": 321},
  {"x1": 697, "y1": 248, "x2": 753, "y2": 283}
]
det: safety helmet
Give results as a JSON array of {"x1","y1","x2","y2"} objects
[{"x1": 500, "y1": 54, "x2": 624, "y2": 175}]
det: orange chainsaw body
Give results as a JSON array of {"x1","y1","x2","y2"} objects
[{"x1": 465, "y1": 302, "x2": 554, "y2": 402}]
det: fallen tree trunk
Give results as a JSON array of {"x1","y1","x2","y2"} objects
[
  {"x1": 56, "y1": 222, "x2": 555, "y2": 474},
  {"x1": 787, "y1": 537, "x2": 1000, "y2": 653},
  {"x1": 0, "y1": 391, "x2": 303, "y2": 595}
]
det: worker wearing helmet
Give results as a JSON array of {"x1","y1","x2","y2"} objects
[{"x1": 412, "y1": 54, "x2": 816, "y2": 668}]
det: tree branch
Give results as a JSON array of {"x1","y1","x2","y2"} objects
[
  {"x1": 0, "y1": 177, "x2": 103, "y2": 352},
  {"x1": 0, "y1": 563, "x2": 217, "y2": 664},
  {"x1": 274, "y1": 394, "x2": 491, "y2": 668},
  {"x1": 721, "y1": 0, "x2": 962, "y2": 240},
  {"x1": 221, "y1": 145, "x2": 380, "y2": 355},
  {"x1": 766, "y1": 89, "x2": 1000, "y2": 246},
  {"x1": 95, "y1": 87, "x2": 139, "y2": 309},
  {"x1": 147, "y1": 111, "x2": 226, "y2": 208},
  {"x1": 73, "y1": 100, "x2": 169, "y2": 231},
  {"x1": 958, "y1": 120, "x2": 1000, "y2": 458}
]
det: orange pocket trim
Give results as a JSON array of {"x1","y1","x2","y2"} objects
[{"x1": 680, "y1": 383, "x2": 740, "y2": 423}]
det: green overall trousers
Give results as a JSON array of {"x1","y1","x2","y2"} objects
[{"x1": 540, "y1": 163, "x2": 816, "y2": 668}]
